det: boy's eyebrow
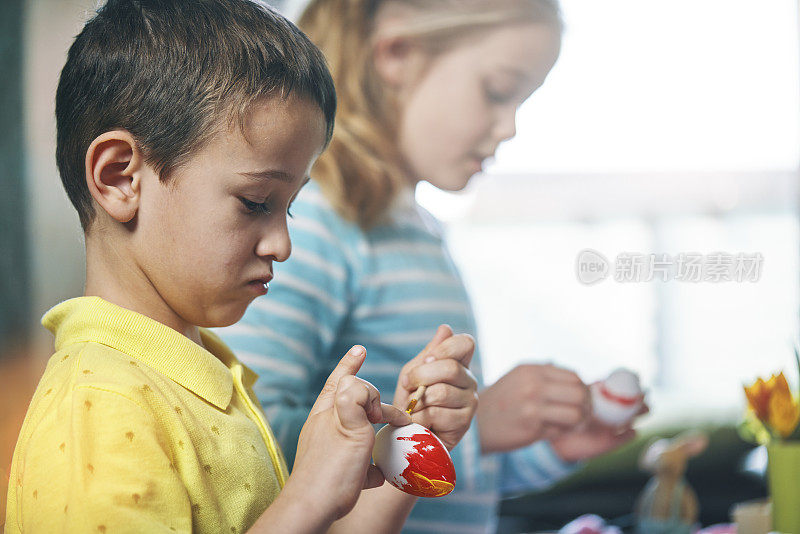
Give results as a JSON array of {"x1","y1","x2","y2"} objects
[{"x1": 238, "y1": 169, "x2": 295, "y2": 183}]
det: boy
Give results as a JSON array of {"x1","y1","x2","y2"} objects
[{"x1": 5, "y1": 0, "x2": 477, "y2": 532}]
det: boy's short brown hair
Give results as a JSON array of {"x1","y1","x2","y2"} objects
[{"x1": 56, "y1": 0, "x2": 336, "y2": 229}]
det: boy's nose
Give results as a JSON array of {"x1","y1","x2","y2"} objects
[{"x1": 255, "y1": 223, "x2": 292, "y2": 263}]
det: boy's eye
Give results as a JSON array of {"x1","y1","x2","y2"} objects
[{"x1": 239, "y1": 197, "x2": 272, "y2": 215}]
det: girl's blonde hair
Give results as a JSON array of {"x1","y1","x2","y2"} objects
[{"x1": 298, "y1": 0, "x2": 562, "y2": 229}]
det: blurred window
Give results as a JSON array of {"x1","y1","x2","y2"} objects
[{"x1": 418, "y1": 0, "x2": 800, "y2": 420}]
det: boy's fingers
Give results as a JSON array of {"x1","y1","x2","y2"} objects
[
  {"x1": 405, "y1": 325, "x2": 453, "y2": 370},
  {"x1": 361, "y1": 380, "x2": 385, "y2": 424},
  {"x1": 406, "y1": 359, "x2": 476, "y2": 391},
  {"x1": 412, "y1": 405, "x2": 473, "y2": 431},
  {"x1": 334, "y1": 376, "x2": 377, "y2": 430},
  {"x1": 398, "y1": 325, "x2": 454, "y2": 390},
  {"x1": 310, "y1": 345, "x2": 367, "y2": 415},
  {"x1": 423, "y1": 324, "x2": 454, "y2": 354},
  {"x1": 332, "y1": 376, "x2": 408, "y2": 430},
  {"x1": 329, "y1": 345, "x2": 367, "y2": 383},
  {"x1": 363, "y1": 464, "x2": 385, "y2": 490},
  {"x1": 380, "y1": 403, "x2": 411, "y2": 427},
  {"x1": 423, "y1": 334, "x2": 475, "y2": 367},
  {"x1": 411, "y1": 382, "x2": 477, "y2": 410}
]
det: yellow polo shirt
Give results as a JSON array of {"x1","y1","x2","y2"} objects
[{"x1": 6, "y1": 297, "x2": 289, "y2": 533}]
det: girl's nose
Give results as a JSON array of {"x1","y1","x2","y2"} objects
[{"x1": 494, "y1": 106, "x2": 518, "y2": 144}]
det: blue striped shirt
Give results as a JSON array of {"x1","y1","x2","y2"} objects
[{"x1": 217, "y1": 181, "x2": 576, "y2": 534}]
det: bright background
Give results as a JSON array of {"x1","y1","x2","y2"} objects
[
  {"x1": 1, "y1": 1, "x2": 799, "y2": 519},
  {"x1": 415, "y1": 0, "x2": 800, "y2": 424}
]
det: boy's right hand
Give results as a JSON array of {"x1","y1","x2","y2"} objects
[
  {"x1": 393, "y1": 325, "x2": 478, "y2": 451},
  {"x1": 287, "y1": 345, "x2": 410, "y2": 523}
]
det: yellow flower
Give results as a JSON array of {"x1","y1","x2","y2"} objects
[
  {"x1": 745, "y1": 371, "x2": 800, "y2": 438},
  {"x1": 769, "y1": 384, "x2": 800, "y2": 438},
  {"x1": 744, "y1": 377, "x2": 771, "y2": 422}
]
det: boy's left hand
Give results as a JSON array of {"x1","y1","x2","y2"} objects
[{"x1": 393, "y1": 325, "x2": 479, "y2": 451}]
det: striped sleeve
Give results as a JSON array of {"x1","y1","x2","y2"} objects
[
  {"x1": 498, "y1": 440, "x2": 581, "y2": 496},
  {"x1": 216, "y1": 187, "x2": 361, "y2": 468}
]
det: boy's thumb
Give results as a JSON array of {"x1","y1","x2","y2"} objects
[
  {"x1": 409, "y1": 324, "x2": 453, "y2": 366},
  {"x1": 310, "y1": 345, "x2": 367, "y2": 415},
  {"x1": 397, "y1": 326, "x2": 453, "y2": 392},
  {"x1": 426, "y1": 324, "x2": 453, "y2": 352}
]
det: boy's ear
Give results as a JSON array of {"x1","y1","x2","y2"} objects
[
  {"x1": 372, "y1": 34, "x2": 425, "y2": 89},
  {"x1": 85, "y1": 130, "x2": 144, "y2": 224}
]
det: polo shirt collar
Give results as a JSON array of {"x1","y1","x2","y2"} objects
[{"x1": 42, "y1": 296, "x2": 256, "y2": 410}]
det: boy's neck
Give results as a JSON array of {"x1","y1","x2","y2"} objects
[{"x1": 84, "y1": 232, "x2": 204, "y2": 348}]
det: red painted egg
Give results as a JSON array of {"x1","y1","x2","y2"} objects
[{"x1": 372, "y1": 422, "x2": 456, "y2": 498}]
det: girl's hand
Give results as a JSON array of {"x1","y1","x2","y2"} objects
[
  {"x1": 289, "y1": 345, "x2": 411, "y2": 523},
  {"x1": 549, "y1": 399, "x2": 648, "y2": 462},
  {"x1": 476, "y1": 364, "x2": 590, "y2": 454},
  {"x1": 393, "y1": 325, "x2": 479, "y2": 451}
]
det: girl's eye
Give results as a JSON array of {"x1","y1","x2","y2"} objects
[
  {"x1": 484, "y1": 87, "x2": 511, "y2": 105},
  {"x1": 239, "y1": 197, "x2": 272, "y2": 215},
  {"x1": 483, "y1": 80, "x2": 515, "y2": 105},
  {"x1": 486, "y1": 90, "x2": 507, "y2": 104}
]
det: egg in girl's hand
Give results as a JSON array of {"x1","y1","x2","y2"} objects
[
  {"x1": 590, "y1": 368, "x2": 644, "y2": 426},
  {"x1": 372, "y1": 422, "x2": 456, "y2": 497}
]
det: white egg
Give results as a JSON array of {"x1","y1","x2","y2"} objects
[
  {"x1": 591, "y1": 368, "x2": 643, "y2": 426},
  {"x1": 372, "y1": 422, "x2": 456, "y2": 498}
]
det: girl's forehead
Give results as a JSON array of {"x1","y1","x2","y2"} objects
[{"x1": 447, "y1": 23, "x2": 560, "y2": 73}]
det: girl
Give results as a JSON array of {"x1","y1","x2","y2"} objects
[{"x1": 220, "y1": 1, "x2": 638, "y2": 532}]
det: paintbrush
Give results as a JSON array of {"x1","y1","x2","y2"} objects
[{"x1": 405, "y1": 384, "x2": 427, "y2": 414}]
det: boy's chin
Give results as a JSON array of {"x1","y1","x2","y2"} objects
[{"x1": 195, "y1": 302, "x2": 250, "y2": 329}]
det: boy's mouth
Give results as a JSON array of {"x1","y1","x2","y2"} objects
[{"x1": 247, "y1": 276, "x2": 272, "y2": 295}]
